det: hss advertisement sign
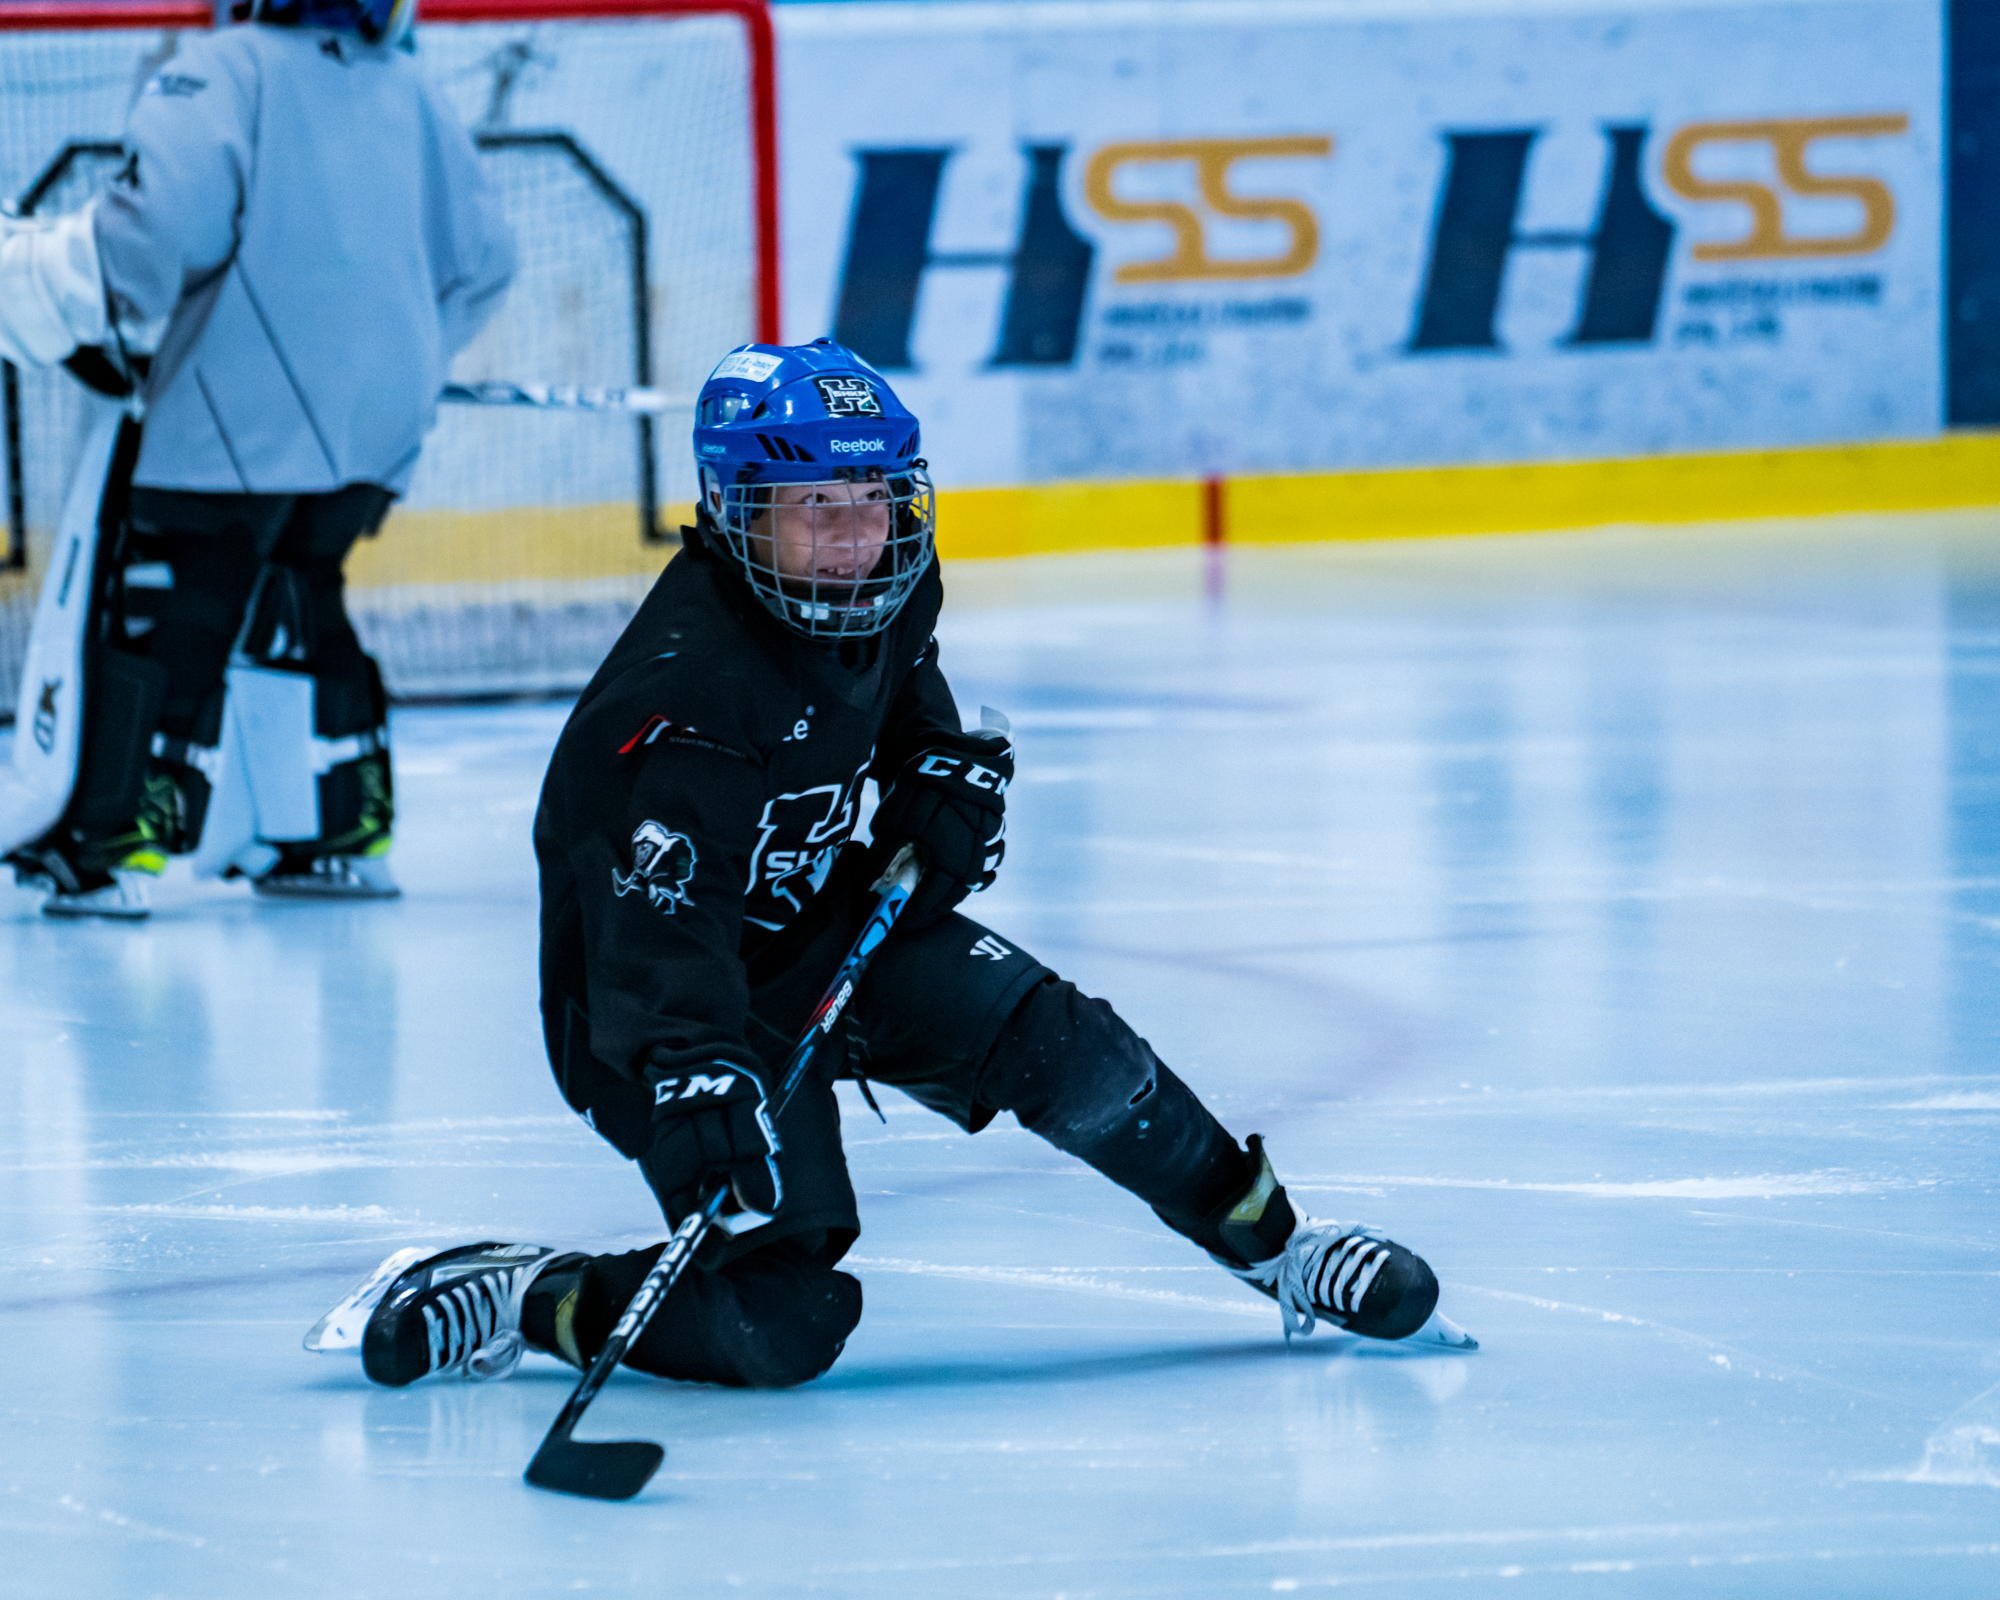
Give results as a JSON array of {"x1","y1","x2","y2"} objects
[{"x1": 779, "y1": 0, "x2": 1939, "y2": 489}]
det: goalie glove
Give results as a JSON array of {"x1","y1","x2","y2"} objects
[
  {"x1": 642, "y1": 1060, "x2": 782, "y2": 1221},
  {"x1": 0, "y1": 203, "x2": 109, "y2": 370},
  {"x1": 869, "y1": 726, "x2": 1012, "y2": 931}
]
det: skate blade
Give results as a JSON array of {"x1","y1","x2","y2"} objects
[
  {"x1": 255, "y1": 878, "x2": 402, "y2": 901},
  {"x1": 304, "y1": 1247, "x2": 429, "y2": 1353},
  {"x1": 1409, "y1": 1309, "x2": 1479, "y2": 1350}
]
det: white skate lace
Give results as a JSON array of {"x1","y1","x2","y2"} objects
[
  {"x1": 420, "y1": 1262, "x2": 544, "y2": 1382},
  {"x1": 1224, "y1": 1217, "x2": 1394, "y2": 1341}
]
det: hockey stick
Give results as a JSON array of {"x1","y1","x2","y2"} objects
[
  {"x1": 440, "y1": 380, "x2": 690, "y2": 416},
  {"x1": 524, "y1": 845, "x2": 923, "y2": 1501}
]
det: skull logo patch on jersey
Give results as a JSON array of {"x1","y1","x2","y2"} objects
[
  {"x1": 813, "y1": 376, "x2": 883, "y2": 417},
  {"x1": 613, "y1": 820, "x2": 697, "y2": 913}
]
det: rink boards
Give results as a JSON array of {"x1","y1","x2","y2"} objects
[{"x1": 774, "y1": 0, "x2": 2000, "y2": 547}]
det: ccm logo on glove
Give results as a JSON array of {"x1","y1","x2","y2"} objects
[
  {"x1": 643, "y1": 1058, "x2": 783, "y2": 1219},
  {"x1": 870, "y1": 728, "x2": 1015, "y2": 932},
  {"x1": 914, "y1": 752, "x2": 1009, "y2": 793},
  {"x1": 653, "y1": 1073, "x2": 740, "y2": 1104}
]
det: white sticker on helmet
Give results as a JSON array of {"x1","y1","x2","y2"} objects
[{"x1": 712, "y1": 350, "x2": 785, "y2": 383}]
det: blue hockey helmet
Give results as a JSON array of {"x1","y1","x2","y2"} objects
[
  {"x1": 694, "y1": 339, "x2": 933, "y2": 640},
  {"x1": 230, "y1": 0, "x2": 418, "y2": 48}
]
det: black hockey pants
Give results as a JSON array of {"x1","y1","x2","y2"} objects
[
  {"x1": 533, "y1": 909, "x2": 1255, "y2": 1389},
  {"x1": 100, "y1": 484, "x2": 394, "y2": 859}
]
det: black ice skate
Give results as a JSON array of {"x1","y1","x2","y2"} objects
[
  {"x1": 307, "y1": 1242, "x2": 579, "y2": 1386},
  {"x1": 1214, "y1": 1137, "x2": 1476, "y2": 1348}
]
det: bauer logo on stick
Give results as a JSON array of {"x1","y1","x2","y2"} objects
[
  {"x1": 612, "y1": 821, "x2": 696, "y2": 913},
  {"x1": 813, "y1": 376, "x2": 883, "y2": 417}
]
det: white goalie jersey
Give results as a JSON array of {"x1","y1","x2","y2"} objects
[{"x1": 94, "y1": 21, "x2": 515, "y2": 495}]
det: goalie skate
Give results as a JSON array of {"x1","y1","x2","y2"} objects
[
  {"x1": 40, "y1": 868, "x2": 153, "y2": 921},
  {"x1": 254, "y1": 850, "x2": 400, "y2": 900}
]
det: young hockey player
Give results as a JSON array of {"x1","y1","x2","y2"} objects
[
  {"x1": 315, "y1": 340, "x2": 1473, "y2": 1391},
  {"x1": 0, "y1": 0, "x2": 513, "y2": 917}
]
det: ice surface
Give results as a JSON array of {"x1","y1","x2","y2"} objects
[{"x1": 4, "y1": 515, "x2": 1998, "y2": 1597}]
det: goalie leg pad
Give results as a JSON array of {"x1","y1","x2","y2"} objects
[
  {"x1": 63, "y1": 647, "x2": 168, "y2": 870},
  {"x1": 227, "y1": 663, "x2": 322, "y2": 843},
  {"x1": 1, "y1": 411, "x2": 133, "y2": 864}
]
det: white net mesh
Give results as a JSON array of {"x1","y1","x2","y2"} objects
[{"x1": 1, "y1": 7, "x2": 761, "y2": 712}]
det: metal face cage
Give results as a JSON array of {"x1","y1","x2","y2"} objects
[{"x1": 711, "y1": 466, "x2": 934, "y2": 640}]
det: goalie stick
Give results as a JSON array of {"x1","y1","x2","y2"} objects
[
  {"x1": 524, "y1": 844, "x2": 923, "y2": 1502},
  {"x1": 440, "y1": 380, "x2": 689, "y2": 416}
]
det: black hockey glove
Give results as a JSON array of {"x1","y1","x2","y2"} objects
[
  {"x1": 643, "y1": 1060, "x2": 782, "y2": 1220},
  {"x1": 869, "y1": 728, "x2": 1013, "y2": 930}
]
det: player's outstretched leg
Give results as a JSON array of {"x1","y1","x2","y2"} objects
[
  {"x1": 978, "y1": 974, "x2": 1473, "y2": 1347},
  {"x1": 308, "y1": 1242, "x2": 585, "y2": 1386}
]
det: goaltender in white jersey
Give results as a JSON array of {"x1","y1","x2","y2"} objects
[{"x1": 0, "y1": 0, "x2": 513, "y2": 917}]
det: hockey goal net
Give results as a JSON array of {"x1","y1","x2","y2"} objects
[{"x1": 0, "y1": 0, "x2": 776, "y2": 707}]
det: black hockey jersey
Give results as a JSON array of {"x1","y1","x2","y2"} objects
[{"x1": 534, "y1": 523, "x2": 960, "y2": 1131}]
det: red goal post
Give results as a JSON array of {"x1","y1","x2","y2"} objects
[{"x1": 0, "y1": 0, "x2": 781, "y2": 703}]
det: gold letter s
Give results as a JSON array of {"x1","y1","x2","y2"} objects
[
  {"x1": 1662, "y1": 115, "x2": 1908, "y2": 261},
  {"x1": 1084, "y1": 136, "x2": 1334, "y2": 284}
]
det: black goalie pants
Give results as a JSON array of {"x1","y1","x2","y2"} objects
[
  {"x1": 98, "y1": 484, "x2": 394, "y2": 860},
  {"x1": 537, "y1": 909, "x2": 1256, "y2": 1389}
]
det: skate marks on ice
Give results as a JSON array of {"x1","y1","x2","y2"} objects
[
  {"x1": 0, "y1": 1111, "x2": 600, "y2": 1179},
  {"x1": 797, "y1": 1516, "x2": 2000, "y2": 1595},
  {"x1": 1903, "y1": 1384, "x2": 2000, "y2": 1490},
  {"x1": 1850, "y1": 1377, "x2": 2000, "y2": 1491},
  {"x1": 1291, "y1": 1170, "x2": 1917, "y2": 1200},
  {"x1": 7, "y1": 1492, "x2": 214, "y2": 1554}
]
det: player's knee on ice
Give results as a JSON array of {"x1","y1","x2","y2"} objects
[
  {"x1": 975, "y1": 976, "x2": 1256, "y2": 1256},
  {"x1": 527, "y1": 1238, "x2": 862, "y2": 1389}
]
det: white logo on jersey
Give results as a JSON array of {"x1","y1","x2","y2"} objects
[
  {"x1": 748, "y1": 755, "x2": 873, "y2": 918},
  {"x1": 971, "y1": 935, "x2": 1012, "y2": 962}
]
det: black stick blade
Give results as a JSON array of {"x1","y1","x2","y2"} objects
[{"x1": 525, "y1": 1436, "x2": 665, "y2": 1501}]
